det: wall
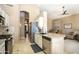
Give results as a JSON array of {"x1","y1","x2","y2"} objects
[
  {"x1": 47, "y1": 19, "x2": 53, "y2": 32},
  {"x1": 53, "y1": 14, "x2": 79, "y2": 34},
  {"x1": 20, "y1": 4, "x2": 40, "y2": 22}
]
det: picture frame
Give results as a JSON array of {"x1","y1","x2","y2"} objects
[{"x1": 64, "y1": 23, "x2": 72, "y2": 29}]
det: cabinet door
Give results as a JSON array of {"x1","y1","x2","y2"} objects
[
  {"x1": 35, "y1": 34, "x2": 42, "y2": 49},
  {"x1": 0, "y1": 42, "x2": 5, "y2": 54}
]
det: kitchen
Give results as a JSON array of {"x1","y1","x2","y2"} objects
[{"x1": 0, "y1": 4, "x2": 79, "y2": 54}]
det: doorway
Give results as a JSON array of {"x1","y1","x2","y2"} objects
[{"x1": 20, "y1": 11, "x2": 29, "y2": 40}]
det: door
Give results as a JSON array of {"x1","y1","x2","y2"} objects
[{"x1": 20, "y1": 11, "x2": 29, "y2": 39}]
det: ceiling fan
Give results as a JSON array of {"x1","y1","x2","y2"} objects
[{"x1": 61, "y1": 6, "x2": 68, "y2": 15}]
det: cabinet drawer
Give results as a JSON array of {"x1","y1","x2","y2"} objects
[{"x1": 35, "y1": 34, "x2": 42, "y2": 48}]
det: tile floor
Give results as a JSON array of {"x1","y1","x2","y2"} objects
[
  {"x1": 65, "y1": 39, "x2": 79, "y2": 54},
  {"x1": 13, "y1": 37, "x2": 44, "y2": 54},
  {"x1": 12, "y1": 37, "x2": 79, "y2": 54}
]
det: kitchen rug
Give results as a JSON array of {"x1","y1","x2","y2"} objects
[{"x1": 31, "y1": 44, "x2": 43, "y2": 53}]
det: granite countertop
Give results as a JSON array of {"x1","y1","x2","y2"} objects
[
  {"x1": 42, "y1": 33, "x2": 65, "y2": 39},
  {"x1": 0, "y1": 33, "x2": 12, "y2": 35},
  {"x1": 0, "y1": 33, "x2": 12, "y2": 39}
]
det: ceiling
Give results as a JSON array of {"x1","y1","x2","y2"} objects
[{"x1": 37, "y1": 4, "x2": 79, "y2": 20}]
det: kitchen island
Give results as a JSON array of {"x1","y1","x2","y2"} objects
[{"x1": 42, "y1": 33, "x2": 65, "y2": 54}]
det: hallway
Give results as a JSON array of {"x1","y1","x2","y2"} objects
[{"x1": 13, "y1": 36, "x2": 44, "y2": 54}]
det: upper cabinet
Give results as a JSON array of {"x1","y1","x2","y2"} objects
[
  {"x1": 0, "y1": 7, "x2": 9, "y2": 26},
  {"x1": 0, "y1": 15, "x2": 5, "y2": 25}
]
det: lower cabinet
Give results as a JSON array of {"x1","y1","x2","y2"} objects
[
  {"x1": 0, "y1": 40, "x2": 5, "y2": 54},
  {"x1": 42, "y1": 36, "x2": 51, "y2": 54},
  {"x1": 35, "y1": 33, "x2": 42, "y2": 49},
  {"x1": 0, "y1": 38, "x2": 12, "y2": 54},
  {"x1": 0, "y1": 35, "x2": 13, "y2": 54}
]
